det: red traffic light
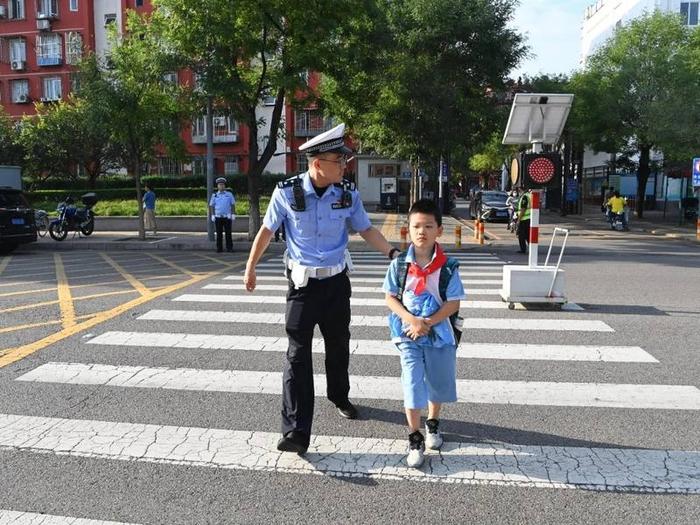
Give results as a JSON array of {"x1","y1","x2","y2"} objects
[{"x1": 522, "y1": 153, "x2": 561, "y2": 188}]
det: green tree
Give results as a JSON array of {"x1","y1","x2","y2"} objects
[
  {"x1": 0, "y1": 110, "x2": 24, "y2": 166},
  {"x1": 323, "y1": 0, "x2": 526, "y2": 175},
  {"x1": 76, "y1": 16, "x2": 187, "y2": 239},
  {"x1": 151, "y1": 0, "x2": 374, "y2": 238},
  {"x1": 468, "y1": 132, "x2": 516, "y2": 175},
  {"x1": 571, "y1": 11, "x2": 700, "y2": 217}
]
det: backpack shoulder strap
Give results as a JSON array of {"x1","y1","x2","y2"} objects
[
  {"x1": 395, "y1": 252, "x2": 409, "y2": 301},
  {"x1": 438, "y1": 257, "x2": 459, "y2": 301}
]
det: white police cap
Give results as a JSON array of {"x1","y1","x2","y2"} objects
[
  {"x1": 299, "y1": 123, "x2": 352, "y2": 156},
  {"x1": 215, "y1": 177, "x2": 227, "y2": 184}
]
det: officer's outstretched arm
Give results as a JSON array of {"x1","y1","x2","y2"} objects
[
  {"x1": 358, "y1": 226, "x2": 396, "y2": 258},
  {"x1": 244, "y1": 226, "x2": 274, "y2": 292}
]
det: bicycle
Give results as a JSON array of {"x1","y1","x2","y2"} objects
[{"x1": 34, "y1": 209, "x2": 50, "y2": 238}]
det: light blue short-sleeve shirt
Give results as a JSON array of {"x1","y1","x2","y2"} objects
[
  {"x1": 263, "y1": 172, "x2": 372, "y2": 267},
  {"x1": 209, "y1": 191, "x2": 236, "y2": 217}
]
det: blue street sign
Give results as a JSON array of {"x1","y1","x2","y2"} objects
[
  {"x1": 400, "y1": 171, "x2": 412, "y2": 180},
  {"x1": 693, "y1": 157, "x2": 700, "y2": 187}
]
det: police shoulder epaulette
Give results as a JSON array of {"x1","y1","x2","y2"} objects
[
  {"x1": 277, "y1": 176, "x2": 302, "y2": 189},
  {"x1": 334, "y1": 179, "x2": 356, "y2": 191}
]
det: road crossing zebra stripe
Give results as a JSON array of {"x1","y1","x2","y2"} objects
[
  {"x1": 223, "y1": 275, "x2": 504, "y2": 285},
  {"x1": 0, "y1": 509, "x2": 137, "y2": 524},
  {"x1": 18, "y1": 362, "x2": 696, "y2": 410},
  {"x1": 138, "y1": 310, "x2": 613, "y2": 331},
  {"x1": 250, "y1": 268, "x2": 502, "y2": 277},
  {"x1": 202, "y1": 283, "x2": 502, "y2": 295},
  {"x1": 172, "y1": 294, "x2": 512, "y2": 309},
  {"x1": 87, "y1": 331, "x2": 658, "y2": 363},
  {"x1": 256, "y1": 261, "x2": 505, "y2": 269},
  {"x1": 1, "y1": 414, "x2": 696, "y2": 493}
]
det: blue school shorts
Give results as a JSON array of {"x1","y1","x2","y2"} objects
[{"x1": 397, "y1": 341, "x2": 458, "y2": 409}]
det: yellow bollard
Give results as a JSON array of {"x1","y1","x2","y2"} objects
[
  {"x1": 697, "y1": 218, "x2": 700, "y2": 241},
  {"x1": 473, "y1": 219, "x2": 479, "y2": 240},
  {"x1": 479, "y1": 221, "x2": 485, "y2": 245},
  {"x1": 400, "y1": 225, "x2": 408, "y2": 250},
  {"x1": 455, "y1": 224, "x2": 462, "y2": 248}
]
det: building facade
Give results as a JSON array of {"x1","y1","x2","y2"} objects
[{"x1": 580, "y1": 0, "x2": 698, "y2": 204}]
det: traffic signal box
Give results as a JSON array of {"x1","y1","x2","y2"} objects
[{"x1": 510, "y1": 152, "x2": 562, "y2": 189}]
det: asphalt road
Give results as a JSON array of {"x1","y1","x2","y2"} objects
[{"x1": 0, "y1": 228, "x2": 698, "y2": 524}]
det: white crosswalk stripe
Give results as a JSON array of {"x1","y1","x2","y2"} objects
[
  {"x1": 4, "y1": 247, "x2": 699, "y2": 516},
  {"x1": 16, "y1": 362, "x2": 700, "y2": 410},
  {"x1": 0, "y1": 509, "x2": 138, "y2": 524},
  {"x1": 0, "y1": 414, "x2": 697, "y2": 493},
  {"x1": 138, "y1": 309, "x2": 611, "y2": 331},
  {"x1": 87, "y1": 331, "x2": 658, "y2": 362}
]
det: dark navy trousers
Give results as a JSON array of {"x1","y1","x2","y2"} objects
[{"x1": 282, "y1": 271, "x2": 351, "y2": 441}]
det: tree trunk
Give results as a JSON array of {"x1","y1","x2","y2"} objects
[
  {"x1": 133, "y1": 159, "x2": 145, "y2": 240},
  {"x1": 636, "y1": 145, "x2": 651, "y2": 218}
]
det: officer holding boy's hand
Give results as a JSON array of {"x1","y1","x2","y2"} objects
[{"x1": 244, "y1": 123, "x2": 399, "y2": 455}]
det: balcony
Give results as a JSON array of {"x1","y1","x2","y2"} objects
[
  {"x1": 191, "y1": 132, "x2": 239, "y2": 144},
  {"x1": 37, "y1": 56, "x2": 62, "y2": 67}
]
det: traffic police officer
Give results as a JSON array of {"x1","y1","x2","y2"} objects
[
  {"x1": 244, "y1": 123, "x2": 399, "y2": 454},
  {"x1": 209, "y1": 177, "x2": 236, "y2": 252},
  {"x1": 516, "y1": 189, "x2": 531, "y2": 253}
]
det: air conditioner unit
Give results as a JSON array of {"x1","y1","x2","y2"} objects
[
  {"x1": 11, "y1": 60, "x2": 26, "y2": 71},
  {"x1": 16, "y1": 94, "x2": 29, "y2": 104},
  {"x1": 37, "y1": 18, "x2": 51, "y2": 30},
  {"x1": 0, "y1": 6, "x2": 7, "y2": 18}
]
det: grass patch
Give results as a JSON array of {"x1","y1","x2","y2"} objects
[{"x1": 32, "y1": 197, "x2": 270, "y2": 217}]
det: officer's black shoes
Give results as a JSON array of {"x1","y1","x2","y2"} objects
[
  {"x1": 336, "y1": 400, "x2": 358, "y2": 420},
  {"x1": 277, "y1": 431, "x2": 309, "y2": 455}
]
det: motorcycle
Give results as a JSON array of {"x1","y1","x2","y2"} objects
[{"x1": 49, "y1": 193, "x2": 98, "y2": 241}]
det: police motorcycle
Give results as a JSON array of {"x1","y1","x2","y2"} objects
[{"x1": 49, "y1": 193, "x2": 98, "y2": 241}]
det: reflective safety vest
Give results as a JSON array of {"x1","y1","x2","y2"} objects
[{"x1": 517, "y1": 193, "x2": 531, "y2": 221}]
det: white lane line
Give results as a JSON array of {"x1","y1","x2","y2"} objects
[
  {"x1": 2, "y1": 414, "x2": 696, "y2": 493},
  {"x1": 15, "y1": 363, "x2": 700, "y2": 410},
  {"x1": 138, "y1": 310, "x2": 614, "y2": 332},
  {"x1": 202, "y1": 283, "x2": 502, "y2": 295},
  {"x1": 249, "y1": 268, "x2": 502, "y2": 277},
  {"x1": 0, "y1": 510, "x2": 138, "y2": 524},
  {"x1": 256, "y1": 261, "x2": 505, "y2": 269},
  {"x1": 223, "y1": 275, "x2": 504, "y2": 285},
  {"x1": 88, "y1": 331, "x2": 658, "y2": 363},
  {"x1": 172, "y1": 294, "x2": 510, "y2": 309}
]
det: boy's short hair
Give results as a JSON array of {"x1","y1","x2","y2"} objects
[{"x1": 408, "y1": 199, "x2": 442, "y2": 227}]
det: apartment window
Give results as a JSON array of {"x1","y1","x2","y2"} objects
[
  {"x1": 224, "y1": 156, "x2": 239, "y2": 175},
  {"x1": 157, "y1": 157, "x2": 181, "y2": 176},
  {"x1": 36, "y1": 33, "x2": 62, "y2": 66},
  {"x1": 9, "y1": 38, "x2": 27, "y2": 63},
  {"x1": 42, "y1": 76, "x2": 61, "y2": 101},
  {"x1": 163, "y1": 72, "x2": 178, "y2": 85},
  {"x1": 190, "y1": 156, "x2": 206, "y2": 176},
  {"x1": 65, "y1": 32, "x2": 83, "y2": 65},
  {"x1": 681, "y1": 2, "x2": 699, "y2": 25},
  {"x1": 38, "y1": 0, "x2": 58, "y2": 17},
  {"x1": 136, "y1": 0, "x2": 144, "y2": 6},
  {"x1": 69, "y1": 72, "x2": 80, "y2": 94},
  {"x1": 296, "y1": 154, "x2": 308, "y2": 173},
  {"x1": 294, "y1": 110, "x2": 334, "y2": 137},
  {"x1": 11, "y1": 79, "x2": 29, "y2": 103},
  {"x1": 191, "y1": 112, "x2": 239, "y2": 142},
  {"x1": 369, "y1": 164, "x2": 397, "y2": 178},
  {"x1": 8, "y1": 0, "x2": 25, "y2": 20},
  {"x1": 104, "y1": 13, "x2": 117, "y2": 26},
  {"x1": 69, "y1": 0, "x2": 78, "y2": 11}
]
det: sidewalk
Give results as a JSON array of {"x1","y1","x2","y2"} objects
[
  {"x1": 542, "y1": 204, "x2": 699, "y2": 241},
  {"x1": 24, "y1": 212, "x2": 484, "y2": 253}
]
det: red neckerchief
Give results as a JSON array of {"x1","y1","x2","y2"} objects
[{"x1": 407, "y1": 243, "x2": 446, "y2": 296}]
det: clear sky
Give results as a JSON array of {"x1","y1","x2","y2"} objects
[{"x1": 510, "y1": 0, "x2": 593, "y2": 79}]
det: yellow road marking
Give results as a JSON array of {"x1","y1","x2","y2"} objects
[
  {"x1": 195, "y1": 253, "x2": 243, "y2": 270},
  {"x1": 0, "y1": 314, "x2": 103, "y2": 336},
  {"x1": 54, "y1": 253, "x2": 76, "y2": 329},
  {"x1": 0, "y1": 256, "x2": 11, "y2": 276},
  {"x1": 0, "y1": 263, "x2": 244, "y2": 368},
  {"x1": 0, "y1": 299, "x2": 58, "y2": 314},
  {"x1": 0, "y1": 289, "x2": 141, "y2": 314},
  {"x1": 100, "y1": 252, "x2": 150, "y2": 296},
  {"x1": 146, "y1": 253, "x2": 199, "y2": 276},
  {"x1": 0, "y1": 287, "x2": 57, "y2": 298}
]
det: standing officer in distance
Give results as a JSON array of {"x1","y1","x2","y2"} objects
[
  {"x1": 244, "y1": 123, "x2": 400, "y2": 455},
  {"x1": 209, "y1": 177, "x2": 236, "y2": 253}
]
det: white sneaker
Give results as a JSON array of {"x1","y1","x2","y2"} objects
[
  {"x1": 406, "y1": 431, "x2": 425, "y2": 468},
  {"x1": 425, "y1": 418, "x2": 443, "y2": 450}
]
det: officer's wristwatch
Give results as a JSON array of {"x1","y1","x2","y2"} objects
[{"x1": 388, "y1": 248, "x2": 400, "y2": 260}]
